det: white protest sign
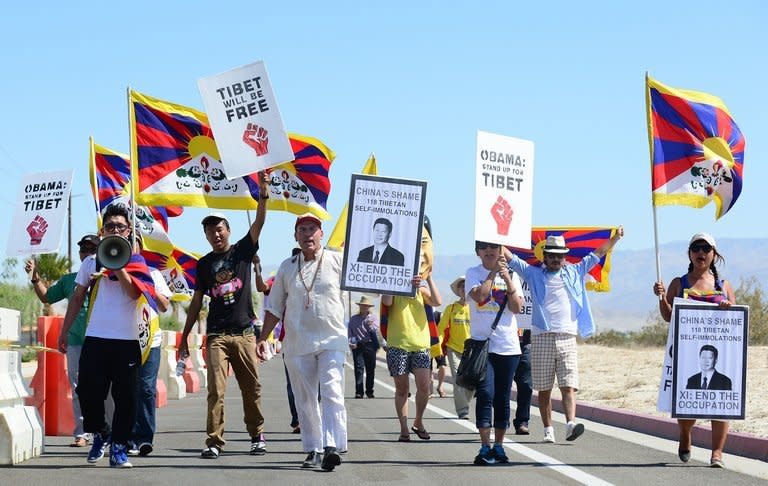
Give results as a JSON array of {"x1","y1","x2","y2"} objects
[
  {"x1": 341, "y1": 175, "x2": 426, "y2": 296},
  {"x1": 516, "y1": 280, "x2": 532, "y2": 330},
  {"x1": 7, "y1": 170, "x2": 73, "y2": 256},
  {"x1": 474, "y1": 131, "x2": 534, "y2": 248},
  {"x1": 198, "y1": 60, "x2": 293, "y2": 179},
  {"x1": 671, "y1": 303, "x2": 748, "y2": 420}
]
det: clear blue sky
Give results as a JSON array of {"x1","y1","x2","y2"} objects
[{"x1": 1, "y1": 1, "x2": 766, "y2": 277}]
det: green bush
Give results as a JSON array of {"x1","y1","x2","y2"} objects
[
  {"x1": 21, "y1": 348, "x2": 38, "y2": 363},
  {"x1": 0, "y1": 282, "x2": 41, "y2": 330},
  {"x1": 585, "y1": 329, "x2": 632, "y2": 347},
  {"x1": 734, "y1": 276, "x2": 768, "y2": 345},
  {"x1": 159, "y1": 314, "x2": 182, "y2": 331}
]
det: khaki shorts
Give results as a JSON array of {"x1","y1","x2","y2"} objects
[{"x1": 531, "y1": 332, "x2": 579, "y2": 391}]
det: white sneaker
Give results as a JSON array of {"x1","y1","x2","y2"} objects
[
  {"x1": 543, "y1": 426, "x2": 555, "y2": 443},
  {"x1": 566, "y1": 421, "x2": 585, "y2": 441}
]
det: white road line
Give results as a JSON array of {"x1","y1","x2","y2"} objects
[{"x1": 357, "y1": 360, "x2": 615, "y2": 486}]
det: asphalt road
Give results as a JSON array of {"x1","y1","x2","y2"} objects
[{"x1": 5, "y1": 355, "x2": 767, "y2": 485}]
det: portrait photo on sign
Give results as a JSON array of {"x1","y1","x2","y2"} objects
[
  {"x1": 671, "y1": 303, "x2": 749, "y2": 420},
  {"x1": 341, "y1": 175, "x2": 426, "y2": 296}
]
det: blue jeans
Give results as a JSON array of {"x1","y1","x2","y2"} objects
[
  {"x1": 132, "y1": 346, "x2": 161, "y2": 445},
  {"x1": 513, "y1": 343, "x2": 532, "y2": 428},
  {"x1": 475, "y1": 353, "x2": 520, "y2": 429}
]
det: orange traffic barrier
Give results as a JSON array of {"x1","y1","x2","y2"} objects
[
  {"x1": 155, "y1": 378, "x2": 167, "y2": 408},
  {"x1": 24, "y1": 316, "x2": 74, "y2": 436},
  {"x1": 175, "y1": 333, "x2": 200, "y2": 393}
]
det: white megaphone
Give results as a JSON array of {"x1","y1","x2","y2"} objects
[{"x1": 97, "y1": 235, "x2": 132, "y2": 270}]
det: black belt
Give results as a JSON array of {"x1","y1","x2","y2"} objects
[{"x1": 209, "y1": 326, "x2": 255, "y2": 337}]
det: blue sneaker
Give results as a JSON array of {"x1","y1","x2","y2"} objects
[
  {"x1": 87, "y1": 433, "x2": 110, "y2": 463},
  {"x1": 473, "y1": 444, "x2": 495, "y2": 465},
  {"x1": 109, "y1": 443, "x2": 133, "y2": 468},
  {"x1": 492, "y1": 443, "x2": 509, "y2": 463}
]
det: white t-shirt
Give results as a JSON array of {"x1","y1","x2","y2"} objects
[
  {"x1": 150, "y1": 268, "x2": 172, "y2": 348},
  {"x1": 76, "y1": 255, "x2": 140, "y2": 341},
  {"x1": 534, "y1": 271, "x2": 578, "y2": 336},
  {"x1": 465, "y1": 264, "x2": 522, "y2": 355}
]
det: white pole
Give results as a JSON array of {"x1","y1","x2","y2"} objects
[
  {"x1": 127, "y1": 86, "x2": 137, "y2": 250},
  {"x1": 652, "y1": 204, "x2": 663, "y2": 300}
]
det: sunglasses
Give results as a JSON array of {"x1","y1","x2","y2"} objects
[
  {"x1": 476, "y1": 242, "x2": 500, "y2": 250},
  {"x1": 689, "y1": 244, "x2": 713, "y2": 253},
  {"x1": 104, "y1": 223, "x2": 129, "y2": 232}
]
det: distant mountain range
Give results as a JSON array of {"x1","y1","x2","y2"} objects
[{"x1": 431, "y1": 238, "x2": 768, "y2": 332}]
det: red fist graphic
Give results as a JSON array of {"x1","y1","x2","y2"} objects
[
  {"x1": 242, "y1": 123, "x2": 269, "y2": 156},
  {"x1": 26, "y1": 215, "x2": 48, "y2": 245},
  {"x1": 490, "y1": 195, "x2": 513, "y2": 236}
]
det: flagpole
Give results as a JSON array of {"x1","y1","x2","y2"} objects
[
  {"x1": 127, "y1": 86, "x2": 136, "y2": 250},
  {"x1": 646, "y1": 72, "x2": 663, "y2": 300},
  {"x1": 246, "y1": 209, "x2": 252, "y2": 226}
]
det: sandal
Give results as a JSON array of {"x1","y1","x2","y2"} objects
[
  {"x1": 411, "y1": 426, "x2": 431, "y2": 440},
  {"x1": 398, "y1": 434, "x2": 410, "y2": 442},
  {"x1": 70, "y1": 437, "x2": 89, "y2": 447}
]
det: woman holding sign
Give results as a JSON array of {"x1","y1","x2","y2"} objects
[
  {"x1": 465, "y1": 241, "x2": 523, "y2": 466},
  {"x1": 653, "y1": 233, "x2": 736, "y2": 468}
]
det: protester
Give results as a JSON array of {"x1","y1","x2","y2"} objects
[
  {"x1": 506, "y1": 228, "x2": 623, "y2": 443},
  {"x1": 179, "y1": 173, "x2": 269, "y2": 459},
  {"x1": 430, "y1": 310, "x2": 447, "y2": 398},
  {"x1": 513, "y1": 328, "x2": 533, "y2": 435},
  {"x1": 257, "y1": 213, "x2": 347, "y2": 471},
  {"x1": 256, "y1": 250, "x2": 301, "y2": 433},
  {"x1": 58, "y1": 204, "x2": 155, "y2": 468},
  {"x1": 381, "y1": 274, "x2": 442, "y2": 442},
  {"x1": 348, "y1": 295, "x2": 380, "y2": 399},
  {"x1": 26, "y1": 233, "x2": 99, "y2": 447},
  {"x1": 653, "y1": 232, "x2": 735, "y2": 468},
  {"x1": 129, "y1": 235, "x2": 172, "y2": 457},
  {"x1": 441, "y1": 276, "x2": 473, "y2": 419},
  {"x1": 466, "y1": 241, "x2": 524, "y2": 465}
]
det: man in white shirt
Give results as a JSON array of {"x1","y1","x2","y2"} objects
[
  {"x1": 257, "y1": 213, "x2": 347, "y2": 471},
  {"x1": 506, "y1": 228, "x2": 623, "y2": 444},
  {"x1": 59, "y1": 204, "x2": 156, "y2": 468}
]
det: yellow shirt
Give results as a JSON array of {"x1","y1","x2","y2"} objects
[
  {"x1": 442, "y1": 301, "x2": 471, "y2": 353},
  {"x1": 386, "y1": 292, "x2": 430, "y2": 352}
]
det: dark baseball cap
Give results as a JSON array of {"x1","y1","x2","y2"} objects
[{"x1": 77, "y1": 234, "x2": 100, "y2": 247}]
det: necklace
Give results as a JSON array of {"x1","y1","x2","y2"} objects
[{"x1": 298, "y1": 249, "x2": 324, "y2": 309}]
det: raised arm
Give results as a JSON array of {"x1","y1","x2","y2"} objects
[
  {"x1": 420, "y1": 274, "x2": 442, "y2": 307},
  {"x1": 249, "y1": 172, "x2": 270, "y2": 245},
  {"x1": 595, "y1": 226, "x2": 624, "y2": 258}
]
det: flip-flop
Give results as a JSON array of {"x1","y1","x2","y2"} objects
[
  {"x1": 411, "y1": 426, "x2": 431, "y2": 440},
  {"x1": 398, "y1": 434, "x2": 410, "y2": 442}
]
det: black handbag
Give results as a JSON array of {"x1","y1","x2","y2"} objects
[{"x1": 455, "y1": 294, "x2": 508, "y2": 391}]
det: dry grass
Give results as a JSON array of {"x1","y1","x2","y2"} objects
[{"x1": 577, "y1": 344, "x2": 768, "y2": 438}]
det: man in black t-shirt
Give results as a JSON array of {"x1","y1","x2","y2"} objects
[{"x1": 180, "y1": 173, "x2": 269, "y2": 459}]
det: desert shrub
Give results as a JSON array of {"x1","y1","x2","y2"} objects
[
  {"x1": 734, "y1": 277, "x2": 768, "y2": 345},
  {"x1": 586, "y1": 329, "x2": 632, "y2": 347}
]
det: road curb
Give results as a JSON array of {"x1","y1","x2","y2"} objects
[{"x1": 517, "y1": 390, "x2": 768, "y2": 462}]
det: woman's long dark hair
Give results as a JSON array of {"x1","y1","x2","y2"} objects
[{"x1": 687, "y1": 248, "x2": 725, "y2": 291}]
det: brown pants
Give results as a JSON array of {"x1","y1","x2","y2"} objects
[{"x1": 205, "y1": 334, "x2": 263, "y2": 449}]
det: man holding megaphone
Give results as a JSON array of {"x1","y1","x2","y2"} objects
[{"x1": 59, "y1": 204, "x2": 157, "y2": 469}]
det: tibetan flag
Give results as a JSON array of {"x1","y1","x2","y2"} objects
[
  {"x1": 141, "y1": 246, "x2": 200, "y2": 302},
  {"x1": 129, "y1": 89, "x2": 334, "y2": 218},
  {"x1": 646, "y1": 75, "x2": 745, "y2": 219},
  {"x1": 507, "y1": 227, "x2": 617, "y2": 292},
  {"x1": 326, "y1": 154, "x2": 378, "y2": 249},
  {"x1": 89, "y1": 138, "x2": 181, "y2": 254}
]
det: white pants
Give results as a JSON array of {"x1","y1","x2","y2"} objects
[
  {"x1": 284, "y1": 350, "x2": 347, "y2": 453},
  {"x1": 446, "y1": 348, "x2": 474, "y2": 417}
]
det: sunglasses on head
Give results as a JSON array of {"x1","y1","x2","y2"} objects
[
  {"x1": 476, "y1": 242, "x2": 500, "y2": 250},
  {"x1": 689, "y1": 244, "x2": 713, "y2": 253}
]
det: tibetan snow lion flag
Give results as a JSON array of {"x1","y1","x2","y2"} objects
[
  {"x1": 141, "y1": 246, "x2": 200, "y2": 302},
  {"x1": 129, "y1": 89, "x2": 334, "y2": 219},
  {"x1": 89, "y1": 139, "x2": 184, "y2": 253},
  {"x1": 507, "y1": 227, "x2": 617, "y2": 292},
  {"x1": 646, "y1": 75, "x2": 745, "y2": 220}
]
